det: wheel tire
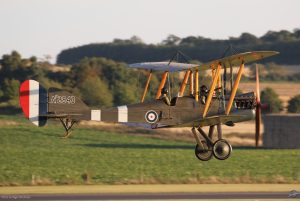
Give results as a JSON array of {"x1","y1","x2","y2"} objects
[
  {"x1": 212, "y1": 139, "x2": 232, "y2": 160},
  {"x1": 195, "y1": 141, "x2": 213, "y2": 161}
]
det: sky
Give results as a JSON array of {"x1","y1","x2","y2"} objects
[{"x1": 0, "y1": 0, "x2": 299, "y2": 63}]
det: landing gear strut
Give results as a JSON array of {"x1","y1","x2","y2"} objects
[
  {"x1": 59, "y1": 118, "x2": 76, "y2": 138},
  {"x1": 191, "y1": 124, "x2": 232, "y2": 161}
]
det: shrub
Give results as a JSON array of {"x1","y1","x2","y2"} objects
[
  {"x1": 261, "y1": 87, "x2": 283, "y2": 113},
  {"x1": 288, "y1": 95, "x2": 300, "y2": 113}
]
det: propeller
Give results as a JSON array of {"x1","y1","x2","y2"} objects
[{"x1": 255, "y1": 64, "x2": 261, "y2": 147}]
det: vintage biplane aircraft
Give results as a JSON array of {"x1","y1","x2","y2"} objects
[{"x1": 19, "y1": 51, "x2": 278, "y2": 161}]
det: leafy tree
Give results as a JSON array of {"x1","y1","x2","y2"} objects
[
  {"x1": 79, "y1": 76, "x2": 113, "y2": 108},
  {"x1": 179, "y1": 36, "x2": 198, "y2": 46},
  {"x1": 72, "y1": 57, "x2": 147, "y2": 105},
  {"x1": 37, "y1": 76, "x2": 62, "y2": 89},
  {"x1": 2, "y1": 79, "x2": 20, "y2": 100},
  {"x1": 287, "y1": 95, "x2": 300, "y2": 113},
  {"x1": 0, "y1": 51, "x2": 72, "y2": 109},
  {"x1": 0, "y1": 51, "x2": 44, "y2": 82},
  {"x1": 261, "y1": 87, "x2": 283, "y2": 113},
  {"x1": 0, "y1": 79, "x2": 20, "y2": 107},
  {"x1": 261, "y1": 30, "x2": 296, "y2": 42},
  {"x1": 113, "y1": 82, "x2": 138, "y2": 105},
  {"x1": 162, "y1": 34, "x2": 181, "y2": 45},
  {"x1": 239, "y1": 33, "x2": 260, "y2": 44},
  {"x1": 112, "y1": 37, "x2": 144, "y2": 45},
  {"x1": 1, "y1": 51, "x2": 22, "y2": 72},
  {"x1": 130, "y1": 36, "x2": 144, "y2": 44},
  {"x1": 229, "y1": 33, "x2": 261, "y2": 45},
  {"x1": 294, "y1": 28, "x2": 300, "y2": 38}
]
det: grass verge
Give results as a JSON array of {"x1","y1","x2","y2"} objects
[{"x1": 0, "y1": 115, "x2": 300, "y2": 186}]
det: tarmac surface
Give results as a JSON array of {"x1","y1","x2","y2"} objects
[{"x1": 0, "y1": 192, "x2": 293, "y2": 200}]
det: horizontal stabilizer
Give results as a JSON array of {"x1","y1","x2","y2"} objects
[{"x1": 40, "y1": 113, "x2": 84, "y2": 118}]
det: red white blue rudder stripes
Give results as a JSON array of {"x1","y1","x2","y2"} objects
[{"x1": 19, "y1": 80, "x2": 47, "y2": 126}]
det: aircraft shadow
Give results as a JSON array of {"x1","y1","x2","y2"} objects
[
  {"x1": 233, "y1": 146, "x2": 265, "y2": 150},
  {"x1": 79, "y1": 143, "x2": 193, "y2": 150},
  {"x1": 80, "y1": 144, "x2": 266, "y2": 150}
]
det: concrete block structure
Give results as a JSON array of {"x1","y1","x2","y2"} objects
[{"x1": 263, "y1": 114, "x2": 300, "y2": 148}]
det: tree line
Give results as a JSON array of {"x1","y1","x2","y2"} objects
[{"x1": 57, "y1": 29, "x2": 300, "y2": 65}]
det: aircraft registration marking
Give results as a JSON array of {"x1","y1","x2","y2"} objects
[{"x1": 49, "y1": 95, "x2": 76, "y2": 104}]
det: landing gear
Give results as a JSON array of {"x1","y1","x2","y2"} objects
[
  {"x1": 191, "y1": 124, "x2": 232, "y2": 161},
  {"x1": 59, "y1": 118, "x2": 76, "y2": 138}
]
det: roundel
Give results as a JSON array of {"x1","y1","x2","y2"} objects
[{"x1": 145, "y1": 110, "x2": 158, "y2": 124}]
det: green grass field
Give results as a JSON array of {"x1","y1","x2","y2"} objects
[{"x1": 0, "y1": 115, "x2": 300, "y2": 186}]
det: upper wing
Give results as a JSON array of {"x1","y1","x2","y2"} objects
[
  {"x1": 128, "y1": 62, "x2": 198, "y2": 72},
  {"x1": 197, "y1": 51, "x2": 279, "y2": 70},
  {"x1": 129, "y1": 51, "x2": 279, "y2": 72}
]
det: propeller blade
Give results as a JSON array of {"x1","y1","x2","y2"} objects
[
  {"x1": 255, "y1": 64, "x2": 261, "y2": 147},
  {"x1": 255, "y1": 104, "x2": 261, "y2": 147},
  {"x1": 256, "y1": 64, "x2": 261, "y2": 104}
]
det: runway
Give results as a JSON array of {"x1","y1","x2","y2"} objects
[{"x1": 0, "y1": 192, "x2": 292, "y2": 200}]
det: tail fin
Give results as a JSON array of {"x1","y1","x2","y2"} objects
[
  {"x1": 20, "y1": 80, "x2": 91, "y2": 127},
  {"x1": 19, "y1": 80, "x2": 47, "y2": 126},
  {"x1": 48, "y1": 87, "x2": 90, "y2": 116}
]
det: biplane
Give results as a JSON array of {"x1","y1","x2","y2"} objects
[{"x1": 19, "y1": 51, "x2": 279, "y2": 161}]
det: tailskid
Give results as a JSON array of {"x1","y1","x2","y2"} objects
[{"x1": 59, "y1": 118, "x2": 77, "y2": 138}]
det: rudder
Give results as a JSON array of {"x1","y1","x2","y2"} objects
[{"x1": 19, "y1": 80, "x2": 47, "y2": 126}]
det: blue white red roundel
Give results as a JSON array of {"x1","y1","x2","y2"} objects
[{"x1": 145, "y1": 110, "x2": 158, "y2": 123}]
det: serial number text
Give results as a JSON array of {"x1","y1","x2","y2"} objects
[{"x1": 50, "y1": 95, "x2": 76, "y2": 104}]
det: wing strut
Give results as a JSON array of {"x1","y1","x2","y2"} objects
[
  {"x1": 189, "y1": 71, "x2": 194, "y2": 96},
  {"x1": 195, "y1": 69, "x2": 199, "y2": 102},
  {"x1": 211, "y1": 67, "x2": 221, "y2": 92},
  {"x1": 141, "y1": 70, "x2": 152, "y2": 102},
  {"x1": 179, "y1": 70, "x2": 191, "y2": 96},
  {"x1": 203, "y1": 63, "x2": 221, "y2": 117},
  {"x1": 156, "y1": 71, "x2": 168, "y2": 99},
  {"x1": 225, "y1": 62, "x2": 245, "y2": 115}
]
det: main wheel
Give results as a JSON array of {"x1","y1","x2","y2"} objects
[
  {"x1": 195, "y1": 141, "x2": 213, "y2": 161},
  {"x1": 212, "y1": 139, "x2": 232, "y2": 160}
]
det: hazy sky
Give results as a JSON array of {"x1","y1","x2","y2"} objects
[{"x1": 0, "y1": 0, "x2": 299, "y2": 63}]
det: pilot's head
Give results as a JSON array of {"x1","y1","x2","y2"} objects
[
  {"x1": 200, "y1": 85, "x2": 208, "y2": 93},
  {"x1": 161, "y1": 87, "x2": 169, "y2": 95}
]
